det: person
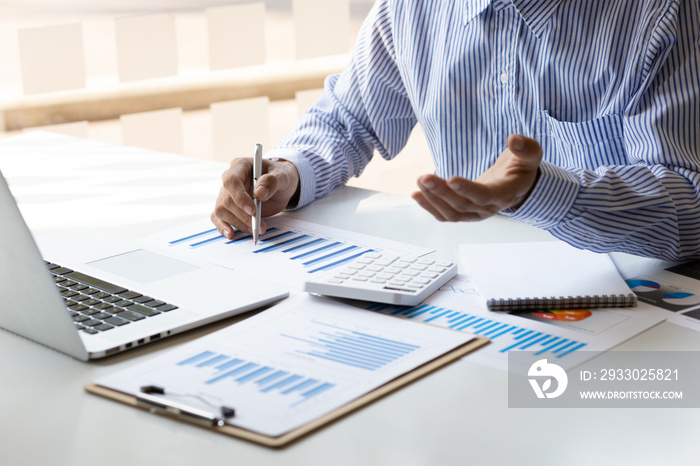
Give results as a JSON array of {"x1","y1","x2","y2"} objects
[{"x1": 212, "y1": 0, "x2": 700, "y2": 261}]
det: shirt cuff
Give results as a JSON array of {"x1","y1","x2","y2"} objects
[
  {"x1": 264, "y1": 148, "x2": 317, "y2": 209},
  {"x1": 507, "y1": 161, "x2": 581, "y2": 229}
]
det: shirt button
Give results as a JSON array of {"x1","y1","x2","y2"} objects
[{"x1": 499, "y1": 73, "x2": 508, "y2": 84}]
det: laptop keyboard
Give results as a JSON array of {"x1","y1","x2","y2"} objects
[{"x1": 46, "y1": 262, "x2": 179, "y2": 335}]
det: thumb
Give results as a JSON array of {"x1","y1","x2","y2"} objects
[{"x1": 507, "y1": 134, "x2": 542, "y2": 166}]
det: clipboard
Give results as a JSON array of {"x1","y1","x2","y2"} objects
[{"x1": 85, "y1": 335, "x2": 488, "y2": 448}]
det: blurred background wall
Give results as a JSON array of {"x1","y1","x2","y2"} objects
[{"x1": 0, "y1": 0, "x2": 432, "y2": 195}]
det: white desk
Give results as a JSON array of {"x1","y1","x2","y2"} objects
[{"x1": 1, "y1": 132, "x2": 699, "y2": 466}]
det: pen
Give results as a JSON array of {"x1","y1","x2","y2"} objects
[{"x1": 252, "y1": 143, "x2": 262, "y2": 245}]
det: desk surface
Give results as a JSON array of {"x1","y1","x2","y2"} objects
[{"x1": 1, "y1": 132, "x2": 699, "y2": 466}]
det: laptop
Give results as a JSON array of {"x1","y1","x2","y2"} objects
[{"x1": 0, "y1": 168, "x2": 289, "y2": 361}]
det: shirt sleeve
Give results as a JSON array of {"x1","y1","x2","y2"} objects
[
  {"x1": 265, "y1": 0, "x2": 417, "y2": 209},
  {"x1": 510, "y1": 2, "x2": 700, "y2": 261}
]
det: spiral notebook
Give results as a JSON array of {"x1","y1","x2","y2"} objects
[{"x1": 460, "y1": 241, "x2": 637, "y2": 312}]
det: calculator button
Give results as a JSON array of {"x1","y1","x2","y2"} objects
[{"x1": 374, "y1": 255, "x2": 399, "y2": 266}]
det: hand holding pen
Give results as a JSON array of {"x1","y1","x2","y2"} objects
[{"x1": 211, "y1": 146, "x2": 301, "y2": 241}]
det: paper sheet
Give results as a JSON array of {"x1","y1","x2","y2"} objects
[
  {"x1": 613, "y1": 254, "x2": 700, "y2": 332},
  {"x1": 363, "y1": 273, "x2": 667, "y2": 374},
  {"x1": 94, "y1": 294, "x2": 476, "y2": 437},
  {"x1": 142, "y1": 217, "x2": 433, "y2": 291},
  {"x1": 461, "y1": 241, "x2": 635, "y2": 309}
]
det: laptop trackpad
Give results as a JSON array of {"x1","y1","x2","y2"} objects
[{"x1": 88, "y1": 249, "x2": 199, "y2": 284}]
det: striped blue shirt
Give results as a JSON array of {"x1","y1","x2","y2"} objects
[{"x1": 268, "y1": 0, "x2": 700, "y2": 261}]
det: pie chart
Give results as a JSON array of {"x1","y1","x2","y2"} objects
[
  {"x1": 625, "y1": 279, "x2": 661, "y2": 293},
  {"x1": 531, "y1": 309, "x2": 592, "y2": 321},
  {"x1": 661, "y1": 292, "x2": 700, "y2": 306}
]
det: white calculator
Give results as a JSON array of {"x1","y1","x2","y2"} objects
[{"x1": 303, "y1": 252, "x2": 457, "y2": 306}]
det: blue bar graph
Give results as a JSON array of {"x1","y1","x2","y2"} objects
[
  {"x1": 177, "y1": 350, "x2": 216, "y2": 366},
  {"x1": 282, "y1": 237, "x2": 326, "y2": 253},
  {"x1": 169, "y1": 225, "x2": 377, "y2": 274},
  {"x1": 281, "y1": 320, "x2": 420, "y2": 371},
  {"x1": 365, "y1": 303, "x2": 587, "y2": 359},
  {"x1": 190, "y1": 234, "x2": 227, "y2": 248},
  {"x1": 169, "y1": 228, "x2": 218, "y2": 245},
  {"x1": 290, "y1": 241, "x2": 343, "y2": 260},
  {"x1": 175, "y1": 351, "x2": 336, "y2": 405},
  {"x1": 253, "y1": 234, "x2": 311, "y2": 253}
]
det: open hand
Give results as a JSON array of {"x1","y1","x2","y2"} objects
[{"x1": 412, "y1": 134, "x2": 542, "y2": 222}]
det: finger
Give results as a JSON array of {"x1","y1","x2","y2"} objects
[
  {"x1": 212, "y1": 197, "x2": 269, "y2": 238},
  {"x1": 417, "y1": 175, "x2": 489, "y2": 220},
  {"x1": 210, "y1": 212, "x2": 234, "y2": 239},
  {"x1": 507, "y1": 134, "x2": 542, "y2": 164},
  {"x1": 412, "y1": 189, "x2": 488, "y2": 222},
  {"x1": 254, "y1": 172, "x2": 281, "y2": 202},
  {"x1": 418, "y1": 175, "x2": 478, "y2": 209},
  {"x1": 212, "y1": 190, "x2": 253, "y2": 235},
  {"x1": 445, "y1": 176, "x2": 495, "y2": 208},
  {"x1": 418, "y1": 173, "x2": 503, "y2": 220},
  {"x1": 254, "y1": 160, "x2": 295, "y2": 202},
  {"x1": 411, "y1": 191, "x2": 447, "y2": 222},
  {"x1": 222, "y1": 160, "x2": 256, "y2": 217}
]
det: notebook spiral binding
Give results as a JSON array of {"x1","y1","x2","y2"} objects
[{"x1": 487, "y1": 293, "x2": 638, "y2": 312}]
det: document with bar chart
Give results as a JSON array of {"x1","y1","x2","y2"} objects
[
  {"x1": 143, "y1": 217, "x2": 433, "y2": 290},
  {"x1": 92, "y1": 294, "x2": 481, "y2": 438},
  {"x1": 364, "y1": 273, "x2": 666, "y2": 374},
  {"x1": 612, "y1": 254, "x2": 700, "y2": 333}
]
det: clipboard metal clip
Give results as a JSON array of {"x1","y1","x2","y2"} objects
[{"x1": 136, "y1": 385, "x2": 235, "y2": 428}]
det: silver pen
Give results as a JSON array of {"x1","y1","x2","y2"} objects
[{"x1": 252, "y1": 143, "x2": 262, "y2": 245}]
